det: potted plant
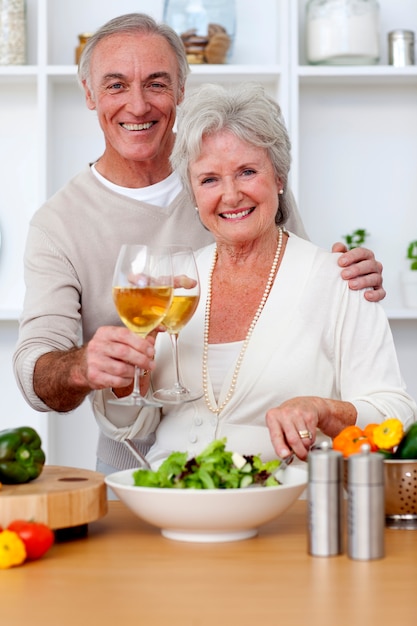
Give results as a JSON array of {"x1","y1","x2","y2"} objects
[
  {"x1": 401, "y1": 240, "x2": 417, "y2": 308},
  {"x1": 342, "y1": 228, "x2": 370, "y2": 250},
  {"x1": 407, "y1": 240, "x2": 417, "y2": 271}
]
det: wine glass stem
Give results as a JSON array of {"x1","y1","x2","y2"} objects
[
  {"x1": 132, "y1": 365, "x2": 142, "y2": 397},
  {"x1": 169, "y1": 332, "x2": 186, "y2": 392}
]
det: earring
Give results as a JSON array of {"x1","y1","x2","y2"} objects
[
  {"x1": 278, "y1": 189, "x2": 284, "y2": 195},
  {"x1": 195, "y1": 206, "x2": 199, "y2": 212}
]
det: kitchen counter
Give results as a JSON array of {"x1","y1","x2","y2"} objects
[{"x1": 2, "y1": 501, "x2": 416, "y2": 625}]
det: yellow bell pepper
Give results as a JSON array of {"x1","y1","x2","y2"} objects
[
  {"x1": 372, "y1": 418, "x2": 404, "y2": 451},
  {"x1": 0, "y1": 529, "x2": 27, "y2": 569}
]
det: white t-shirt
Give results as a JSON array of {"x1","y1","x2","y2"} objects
[{"x1": 91, "y1": 164, "x2": 182, "y2": 206}]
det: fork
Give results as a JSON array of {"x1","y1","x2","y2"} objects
[{"x1": 123, "y1": 438, "x2": 152, "y2": 469}]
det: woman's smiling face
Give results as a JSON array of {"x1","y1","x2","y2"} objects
[{"x1": 189, "y1": 130, "x2": 282, "y2": 247}]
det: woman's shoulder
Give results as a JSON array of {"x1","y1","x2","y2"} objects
[
  {"x1": 286, "y1": 230, "x2": 340, "y2": 266},
  {"x1": 285, "y1": 230, "x2": 345, "y2": 295}
]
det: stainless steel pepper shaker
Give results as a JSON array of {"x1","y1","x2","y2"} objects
[
  {"x1": 347, "y1": 446, "x2": 385, "y2": 560},
  {"x1": 388, "y1": 30, "x2": 415, "y2": 66},
  {"x1": 307, "y1": 443, "x2": 343, "y2": 557}
]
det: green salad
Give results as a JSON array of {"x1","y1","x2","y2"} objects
[{"x1": 132, "y1": 438, "x2": 281, "y2": 489}]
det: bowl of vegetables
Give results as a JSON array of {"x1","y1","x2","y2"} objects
[
  {"x1": 334, "y1": 420, "x2": 417, "y2": 528},
  {"x1": 105, "y1": 439, "x2": 307, "y2": 543}
]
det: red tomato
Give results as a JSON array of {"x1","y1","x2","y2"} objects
[{"x1": 7, "y1": 520, "x2": 54, "y2": 560}]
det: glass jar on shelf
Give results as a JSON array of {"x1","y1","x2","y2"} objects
[
  {"x1": 0, "y1": 0, "x2": 26, "y2": 65},
  {"x1": 163, "y1": 0, "x2": 236, "y2": 64},
  {"x1": 75, "y1": 33, "x2": 93, "y2": 65},
  {"x1": 305, "y1": 0, "x2": 380, "y2": 66}
]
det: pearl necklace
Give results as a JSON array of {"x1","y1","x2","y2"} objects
[{"x1": 202, "y1": 227, "x2": 283, "y2": 414}]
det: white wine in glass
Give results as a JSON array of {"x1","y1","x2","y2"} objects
[
  {"x1": 153, "y1": 246, "x2": 202, "y2": 404},
  {"x1": 110, "y1": 244, "x2": 173, "y2": 407}
]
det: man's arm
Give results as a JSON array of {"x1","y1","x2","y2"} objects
[
  {"x1": 33, "y1": 347, "x2": 91, "y2": 412},
  {"x1": 32, "y1": 327, "x2": 156, "y2": 412}
]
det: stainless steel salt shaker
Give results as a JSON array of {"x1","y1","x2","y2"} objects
[
  {"x1": 307, "y1": 443, "x2": 343, "y2": 557},
  {"x1": 347, "y1": 446, "x2": 385, "y2": 560},
  {"x1": 388, "y1": 30, "x2": 415, "y2": 66}
]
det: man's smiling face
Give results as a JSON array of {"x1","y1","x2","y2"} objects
[{"x1": 83, "y1": 31, "x2": 183, "y2": 182}]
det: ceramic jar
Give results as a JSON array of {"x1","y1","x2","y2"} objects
[
  {"x1": 306, "y1": 0, "x2": 380, "y2": 65},
  {"x1": 75, "y1": 33, "x2": 93, "y2": 65},
  {"x1": 0, "y1": 0, "x2": 26, "y2": 65}
]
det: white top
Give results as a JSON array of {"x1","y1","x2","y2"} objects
[
  {"x1": 91, "y1": 164, "x2": 182, "y2": 206},
  {"x1": 207, "y1": 342, "x2": 243, "y2": 401}
]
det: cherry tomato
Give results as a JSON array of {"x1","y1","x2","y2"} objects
[{"x1": 7, "y1": 520, "x2": 54, "y2": 560}]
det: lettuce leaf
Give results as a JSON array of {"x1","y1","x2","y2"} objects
[{"x1": 132, "y1": 438, "x2": 281, "y2": 489}]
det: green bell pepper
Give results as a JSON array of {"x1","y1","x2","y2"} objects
[
  {"x1": 394, "y1": 423, "x2": 417, "y2": 460},
  {"x1": 0, "y1": 426, "x2": 46, "y2": 484}
]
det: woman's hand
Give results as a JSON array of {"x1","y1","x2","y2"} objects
[
  {"x1": 266, "y1": 396, "x2": 357, "y2": 461},
  {"x1": 332, "y1": 242, "x2": 385, "y2": 302}
]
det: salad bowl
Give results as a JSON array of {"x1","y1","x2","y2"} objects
[{"x1": 105, "y1": 465, "x2": 307, "y2": 543}]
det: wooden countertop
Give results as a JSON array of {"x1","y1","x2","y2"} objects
[{"x1": 2, "y1": 501, "x2": 416, "y2": 626}]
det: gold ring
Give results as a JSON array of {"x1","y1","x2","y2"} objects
[{"x1": 298, "y1": 429, "x2": 312, "y2": 440}]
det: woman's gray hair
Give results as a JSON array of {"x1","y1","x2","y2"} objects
[
  {"x1": 77, "y1": 13, "x2": 189, "y2": 98},
  {"x1": 171, "y1": 82, "x2": 293, "y2": 226}
]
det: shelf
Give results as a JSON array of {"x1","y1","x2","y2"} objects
[
  {"x1": 188, "y1": 64, "x2": 283, "y2": 91},
  {"x1": 0, "y1": 66, "x2": 38, "y2": 83},
  {"x1": 384, "y1": 309, "x2": 417, "y2": 320},
  {"x1": 8, "y1": 63, "x2": 282, "y2": 79},
  {"x1": 0, "y1": 310, "x2": 22, "y2": 322},
  {"x1": 190, "y1": 63, "x2": 282, "y2": 77},
  {"x1": 298, "y1": 65, "x2": 417, "y2": 86},
  {"x1": 0, "y1": 63, "x2": 284, "y2": 89},
  {"x1": 4, "y1": 64, "x2": 415, "y2": 83}
]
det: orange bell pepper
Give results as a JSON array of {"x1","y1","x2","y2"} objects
[
  {"x1": 362, "y1": 423, "x2": 379, "y2": 452},
  {"x1": 333, "y1": 425, "x2": 371, "y2": 458}
]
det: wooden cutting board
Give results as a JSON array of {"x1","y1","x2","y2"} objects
[{"x1": 0, "y1": 465, "x2": 108, "y2": 529}]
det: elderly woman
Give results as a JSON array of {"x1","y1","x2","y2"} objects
[{"x1": 94, "y1": 83, "x2": 416, "y2": 467}]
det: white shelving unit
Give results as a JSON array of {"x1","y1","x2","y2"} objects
[
  {"x1": 0, "y1": 0, "x2": 415, "y2": 467},
  {"x1": 292, "y1": 0, "x2": 417, "y2": 317}
]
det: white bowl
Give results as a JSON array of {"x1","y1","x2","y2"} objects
[{"x1": 105, "y1": 465, "x2": 307, "y2": 543}]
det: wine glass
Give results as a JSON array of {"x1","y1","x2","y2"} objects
[
  {"x1": 153, "y1": 246, "x2": 202, "y2": 404},
  {"x1": 110, "y1": 244, "x2": 173, "y2": 407}
]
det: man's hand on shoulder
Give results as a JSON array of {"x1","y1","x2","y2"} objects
[{"x1": 332, "y1": 242, "x2": 385, "y2": 302}]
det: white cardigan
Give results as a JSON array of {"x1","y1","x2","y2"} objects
[{"x1": 93, "y1": 233, "x2": 416, "y2": 466}]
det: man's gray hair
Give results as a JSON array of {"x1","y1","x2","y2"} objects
[{"x1": 77, "y1": 13, "x2": 189, "y2": 98}]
